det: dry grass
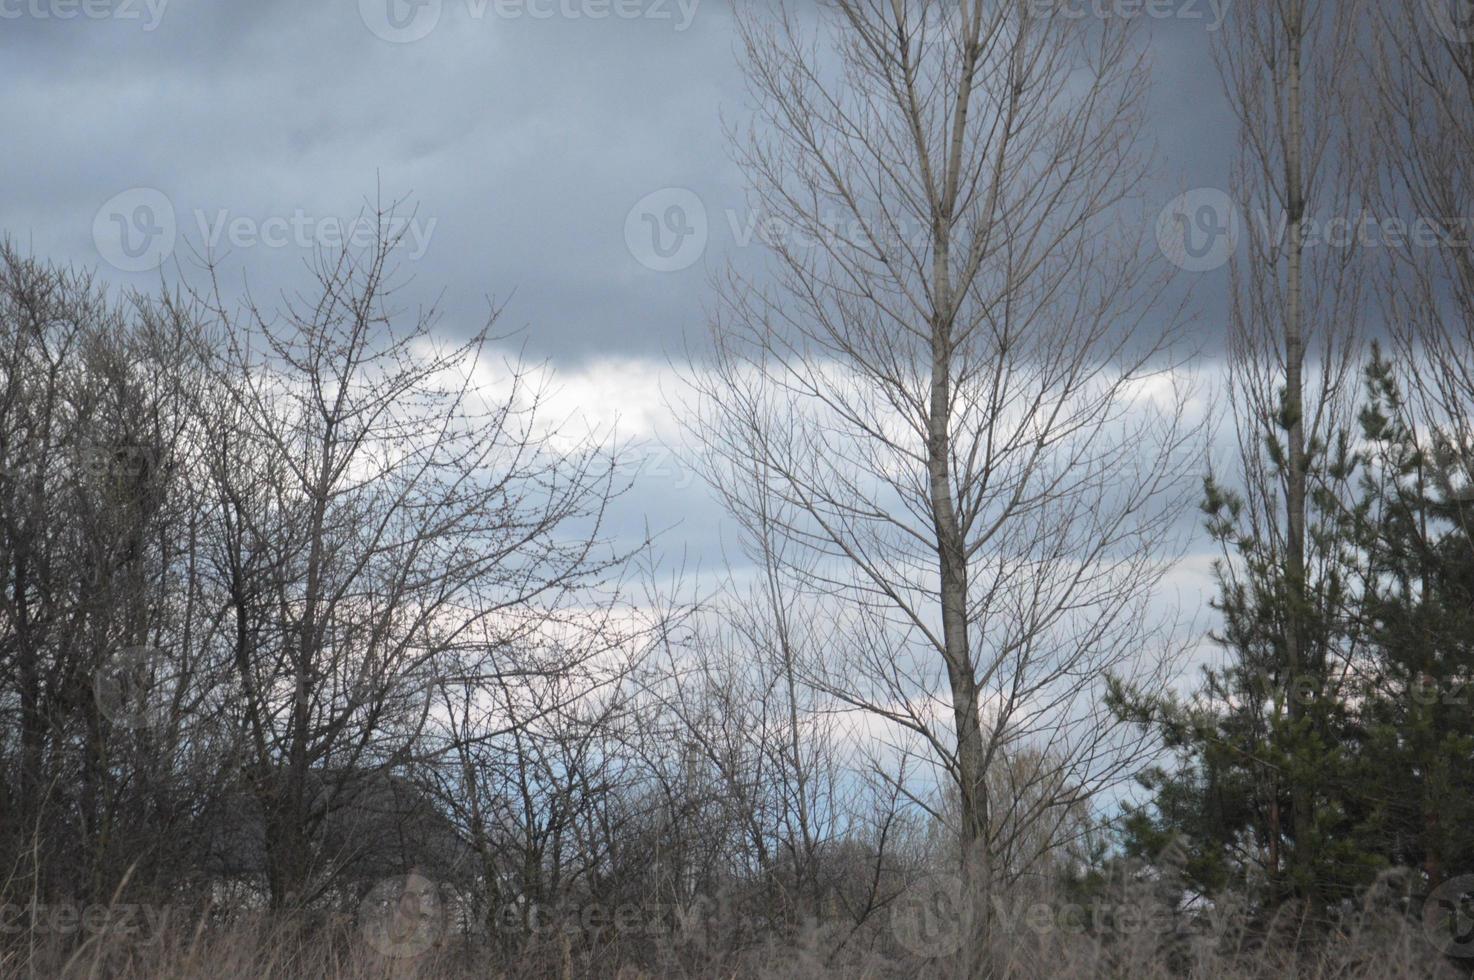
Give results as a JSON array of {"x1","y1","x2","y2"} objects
[{"x1": 0, "y1": 894, "x2": 1464, "y2": 980}]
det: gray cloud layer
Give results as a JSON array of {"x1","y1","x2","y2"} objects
[
  {"x1": 2, "y1": 0, "x2": 1246, "y2": 579},
  {"x1": 1, "y1": 1, "x2": 1242, "y2": 356}
]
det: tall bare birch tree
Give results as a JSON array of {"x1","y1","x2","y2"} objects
[
  {"x1": 686, "y1": 2, "x2": 1199, "y2": 965},
  {"x1": 1365, "y1": 1, "x2": 1474, "y2": 491},
  {"x1": 1212, "y1": 0, "x2": 1366, "y2": 901},
  {"x1": 1360, "y1": 0, "x2": 1474, "y2": 898}
]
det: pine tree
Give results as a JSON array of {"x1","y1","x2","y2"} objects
[
  {"x1": 1116, "y1": 349, "x2": 1474, "y2": 942},
  {"x1": 1343, "y1": 350, "x2": 1474, "y2": 893},
  {"x1": 1112, "y1": 386, "x2": 1369, "y2": 922}
]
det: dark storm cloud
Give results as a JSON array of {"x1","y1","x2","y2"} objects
[
  {"x1": 2, "y1": 0, "x2": 746, "y2": 361},
  {"x1": 1, "y1": 1, "x2": 1245, "y2": 362},
  {"x1": 0, "y1": 1, "x2": 1247, "y2": 572}
]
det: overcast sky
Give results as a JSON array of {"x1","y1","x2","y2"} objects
[{"x1": 1, "y1": 0, "x2": 1255, "y2": 599}]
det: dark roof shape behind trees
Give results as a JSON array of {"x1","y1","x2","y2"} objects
[{"x1": 203, "y1": 767, "x2": 474, "y2": 893}]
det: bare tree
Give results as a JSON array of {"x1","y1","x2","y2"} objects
[
  {"x1": 0, "y1": 244, "x2": 235, "y2": 907},
  {"x1": 1212, "y1": 0, "x2": 1367, "y2": 899},
  {"x1": 642, "y1": 562, "x2": 864, "y2": 927},
  {"x1": 195, "y1": 214, "x2": 626, "y2": 908},
  {"x1": 684, "y1": 1, "x2": 1199, "y2": 967},
  {"x1": 1362, "y1": 0, "x2": 1474, "y2": 893},
  {"x1": 1364, "y1": 1, "x2": 1474, "y2": 503},
  {"x1": 0, "y1": 246, "x2": 101, "y2": 902},
  {"x1": 428, "y1": 614, "x2": 650, "y2": 946}
]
